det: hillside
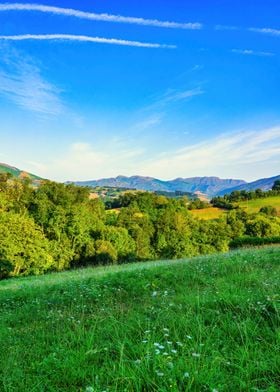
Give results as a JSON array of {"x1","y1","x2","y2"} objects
[
  {"x1": 0, "y1": 162, "x2": 42, "y2": 181},
  {"x1": 73, "y1": 175, "x2": 246, "y2": 196},
  {"x1": 1, "y1": 247, "x2": 279, "y2": 391},
  {"x1": 218, "y1": 174, "x2": 280, "y2": 195},
  {"x1": 190, "y1": 194, "x2": 280, "y2": 220}
]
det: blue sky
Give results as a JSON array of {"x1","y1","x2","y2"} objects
[{"x1": 0, "y1": 0, "x2": 279, "y2": 181}]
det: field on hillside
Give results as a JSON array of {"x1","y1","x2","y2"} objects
[
  {"x1": 190, "y1": 207, "x2": 224, "y2": 220},
  {"x1": 237, "y1": 196, "x2": 280, "y2": 214},
  {"x1": 1, "y1": 247, "x2": 279, "y2": 391},
  {"x1": 191, "y1": 196, "x2": 280, "y2": 220}
]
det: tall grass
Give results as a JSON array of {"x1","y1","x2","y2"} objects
[{"x1": 0, "y1": 247, "x2": 279, "y2": 391}]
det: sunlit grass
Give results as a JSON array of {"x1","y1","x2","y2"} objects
[
  {"x1": 191, "y1": 196, "x2": 280, "y2": 220},
  {"x1": 237, "y1": 196, "x2": 280, "y2": 215},
  {"x1": 190, "y1": 207, "x2": 224, "y2": 220},
  {"x1": 1, "y1": 247, "x2": 279, "y2": 391}
]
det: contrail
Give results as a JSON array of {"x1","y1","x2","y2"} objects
[
  {"x1": 0, "y1": 3, "x2": 202, "y2": 30},
  {"x1": 0, "y1": 34, "x2": 176, "y2": 49}
]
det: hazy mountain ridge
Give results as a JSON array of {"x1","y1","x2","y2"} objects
[
  {"x1": 2, "y1": 162, "x2": 278, "y2": 197},
  {"x1": 218, "y1": 174, "x2": 280, "y2": 195},
  {"x1": 73, "y1": 175, "x2": 247, "y2": 196}
]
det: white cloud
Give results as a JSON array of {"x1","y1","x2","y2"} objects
[
  {"x1": 35, "y1": 142, "x2": 146, "y2": 181},
  {"x1": 161, "y1": 87, "x2": 204, "y2": 103},
  {"x1": 0, "y1": 3, "x2": 202, "y2": 30},
  {"x1": 0, "y1": 49, "x2": 64, "y2": 115},
  {"x1": 137, "y1": 126, "x2": 280, "y2": 180},
  {"x1": 231, "y1": 49, "x2": 275, "y2": 57},
  {"x1": 22, "y1": 127, "x2": 280, "y2": 182},
  {"x1": 249, "y1": 27, "x2": 280, "y2": 37},
  {"x1": 0, "y1": 34, "x2": 176, "y2": 49}
]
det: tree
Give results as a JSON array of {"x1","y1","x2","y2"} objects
[
  {"x1": 0, "y1": 212, "x2": 54, "y2": 277},
  {"x1": 260, "y1": 206, "x2": 277, "y2": 217},
  {"x1": 272, "y1": 180, "x2": 280, "y2": 191}
]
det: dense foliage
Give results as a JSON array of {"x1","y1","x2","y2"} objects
[{"x1": 0, "y1": 173, "x2": 280, "y2": 278}]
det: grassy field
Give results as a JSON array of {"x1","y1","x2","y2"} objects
[
  {"x1": 190, "y1": 207, "x2": 224, "y2": 220},
  {"x1": 1, "y1": 247, "x2": 280, "y2": 391},
  {"x1": 237, "y1": 196, "x2": 280, "y2": 214},
  {"x1": 191, "y1": 196, "x2": 280, "y2": 220}
]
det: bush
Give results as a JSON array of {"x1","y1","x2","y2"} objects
[{"x1": 229, "y1": 236, "x2": 280, "y2": 249}]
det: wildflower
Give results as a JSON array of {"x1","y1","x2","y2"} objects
[
  {"x1": 152, "y1": 291, "x2": 158, "y2": 297},
  {"x1": 163, "y1": 328, "x2": 169, "y2": 332},
  {"x1": 171, "y1": 349, "x2": 177, "y2": 354},
  {"x1": 176, "y1": 341, "x2": 183, "y2": 346},
  {"x1": 142, "y1": 340, "x2": 148, "y2": 343},
  {"x1": 186, "y1": 335, "x2": 192, "y2": 339},
  {"x1": 144, "y1": 330, "x2": 150, "y2": 334},
  {"x1": 134, "y1": 359, "x2": 141, "y2": 364},
  {"x1": 192, "y1": 352, "x2": 200, "y2": 358},
  {"x1": 158, "y1": 345, "x2": 165, "y2": 350},
  {"x1": 155, "y1": 349, "x2": 160, "y2": 355},
  {"x1": 85, "y1": 387, "x2": 94, "y2": 392},
  {"x1": 183, "y1": 372, "x2": 190, "y2": 378},
  {"x1": 167, "y1": 341, "x2": 172, "y2": 345},
  {"x1": 156, "y1": 371, "x2": 164, "y2": 377}
]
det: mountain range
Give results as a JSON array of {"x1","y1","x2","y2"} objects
[
  {"x1": 72, "y1": 174, "x2": 280, "y2": 197},
  {"x1": 1, "y1": 162, "x2": 279, "y2": 197}
]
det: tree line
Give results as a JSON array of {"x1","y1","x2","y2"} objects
[{"x1": 0, "y1": 173, "x2": 280, "y2": 278}]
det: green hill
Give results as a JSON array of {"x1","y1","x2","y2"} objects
[
  {"x1": 0, "y1": 162, "x2": 42, "y2": 181},
  {"x1": 1, "y1": 247, "x2": 279, "y2": 391},
  {"x1": 191, "y1": 195, "x2": 280, "y2": 220}
]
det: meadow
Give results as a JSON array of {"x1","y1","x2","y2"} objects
[
  {"x1": 190, "y1": 195, "x2": 280, "y2": 220},
  {"x1": 1, "y1": 246, "x2": 279, "y2": 391},
  {"x1": 237, "y1": 196, "x2": 280, "y2": 215}
]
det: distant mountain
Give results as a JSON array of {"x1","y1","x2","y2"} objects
[
  {"x1": 72, "y1": 175, "x2": 246, "y2": 197},
  {"x1": 218, "y1": 175, "x2": 280, "y2": 195},
  {"x1": 0, "y1": 163, "x2": 42, "y2": 181}
]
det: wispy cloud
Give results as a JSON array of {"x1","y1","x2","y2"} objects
[
  {"x1": 161, "y1": 87, "x2": 205, "y2": 104},
  {"x1": 249, "y1": 27, "x2": 280, "y2": 37},
  {"x1": 37, "y1": 142, "x2": 146, "y2": 181},
  {"x1": 0, "y1": 34, "x2": 176, "y2": 49},
  {"x1": 231, "y1": 49, "x2": 275, "y2": 57},
  {"x1": 0, "y1": 3, "x2": 202, "y2": 30},
  {"x1": 20, "y1": 126, "x2": 280, "y2": 181},
  {"x1": 0, "y1": 48, "x2": 64, "y2": 115},
  {"x1": 138, "y1": 126, "x2": 280, "y2": 179}
]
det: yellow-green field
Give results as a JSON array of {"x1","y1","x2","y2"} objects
[
  {"x1": 191, "y1": 196, "x2": 280, "y2": 220},
  {"x1": 237, "y1": 196, "x2": 280, "y2": 214},
  {"x1": 190, "y1": 207, "x2": 225, "y2": 220}
]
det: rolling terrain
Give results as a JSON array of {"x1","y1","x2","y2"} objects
[
  {"x1": 0, "y1": 247, "x2": 279, "y2": 391},
  {"x1": 0, "y1": 163, "x2": 42, "y2": 181},
  {"x1": 190, "y1": 195, "x2": 280, "y2": 220}
]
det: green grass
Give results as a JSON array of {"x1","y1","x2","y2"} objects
[
  {"x1": 191, "y1": 196, "x2": 280, "y2": 220},
  {"x1": 190, "y1": 207, "x2": 225, "y2": 220},
  {"x1": 237, "y1": 196, "x2": 280, "y2": 215},
  {"x1": 1, "y1": 247, "x2": 280, "y2": 391}
]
